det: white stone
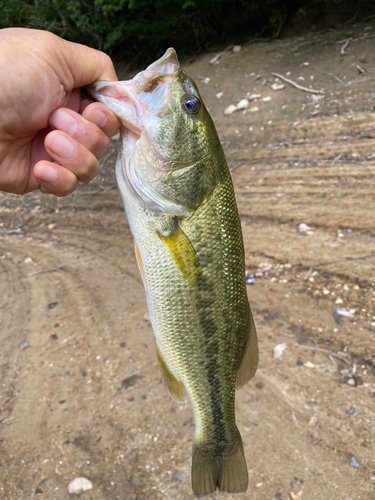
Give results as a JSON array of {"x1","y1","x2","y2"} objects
[
  {"x1": 271, "y1": 83, "x2": 285, "y2": 91},
  {"x1": 233, "y1": 45, "x2": 241, "y2": 53},
  {"x1": 249, "y1": 106, "x2": 259, "y2": 112},
  {"x1": 224, "y1": 104, "x2": 238, "y2": 115},
  {"x1": 68, "y1": 478, "x2": 93, "y2": 495},
  {"x1": 262, "y1": 96, "x2": 272, "y2": 102},
  {"x1": 298, "y1": 223, "x2": 310, "y2": 233},
  {"x1": 216, "y1": 91, "x2": 223, "y2": 99},
  {"x1": 304, "y1": 361, "x2": 315, "y2": 368},
  {"x1": 236, "y1": 98, "x2": 249, "y2": 110},
  {"x1": 203, "y1": 77, "x2": 210, "y2": 84},
  {"x1": 273, "y1": 343, "x2": 287, "y2": 360},
  {"x1": 247, "y1": 93, "x2": 261, "y2": 100},
  {"x1": 302, "y1": 62, "x2": 310, "y2": 66}
]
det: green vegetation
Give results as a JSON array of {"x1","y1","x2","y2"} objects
[{"x1": 0, "y1": 0, "x2": 374, "y2": 62}]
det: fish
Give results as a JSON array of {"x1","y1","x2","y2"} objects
[{"x1": 87, "y1": 48, "x2": 258, "y2": 497}]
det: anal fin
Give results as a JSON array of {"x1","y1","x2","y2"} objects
[
  {"x1": 157, "y1": 221, "x2": 200, "y2": 281},
  {"x1": 236, "y1": 311, "x2": 259, "y2": 390},
  {"x1": 156, "y1": 347, "x2": 186, "y2": 402}
]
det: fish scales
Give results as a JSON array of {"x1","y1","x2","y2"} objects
[{"x1": 87, "y1": 48, "x2": 258, "y2": 497}]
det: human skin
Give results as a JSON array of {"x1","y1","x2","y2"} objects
[{"x1": 0, "y1": 28, "x2": 121, "y2": 196}]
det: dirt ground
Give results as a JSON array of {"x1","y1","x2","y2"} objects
[{"x1": 1, "y1": 23, "x2": 375, "y2": 500}]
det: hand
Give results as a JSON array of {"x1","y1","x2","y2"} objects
[{"x1": 0, "y1": 28, "x2": 121, "y2": 196}]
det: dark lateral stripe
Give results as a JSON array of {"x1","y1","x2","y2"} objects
[{"x1": 195, "y1": 274, "x2": 225, "y2": 446}]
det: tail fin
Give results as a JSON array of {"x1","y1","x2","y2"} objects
[{"x1": 191, "y1": 433, "x2": 248, "y2": 497}]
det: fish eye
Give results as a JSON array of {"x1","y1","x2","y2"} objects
[
  {"x1": 145, "y1": 79, "x2": 159, "y2": 92},
  {"x1": 183, "y1": 95, "x2": 200, "y2": 114}
]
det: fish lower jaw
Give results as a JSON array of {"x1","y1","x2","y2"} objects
[{"x1": 121, "y1": 122, "x2": 142, "y2": 136}]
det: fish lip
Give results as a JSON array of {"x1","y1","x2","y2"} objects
[{"x1": 122, "y1": 121, "x2": 142, "y2": 136}]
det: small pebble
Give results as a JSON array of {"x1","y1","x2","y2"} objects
[
  {"x1": 304, "y1": 361, "x2": 315, "y2": 368},
  {"x1": 203, "y1": 77, "x2": 210, "y2": 84},
  {"x1": 298, "y1": 223, "x2": 310, "y2": 234},
  {"x1": 346, "y1": 405, "x2": 356, "y2": 416},
  {"x1": 236, "y1": 98, "x2": 249, "y2": 110},
  {"x1": 262, "y1": 96, "x2": 271, "y2": 102},
  {"x1": 271, "y1": 83, "x2": 285, "y2": 91},
  {"x1": 19, "y1": 340, "x2": 29, "y2": 350},
  {"x1": 336, "y1": 308, "x2": 353, "y2": 318},
  {"x1": 245, "y1": 275, "x2": 256, "y2": 285},
  {"x1": 290, "y1": 492, "x2": 299, "y2": 500},
  {"x1": 224, "y1": 104, "x2": 238, "y2": 115},
  {"x1": 249, "y1": 106, "x2": 259, "y2": 112},
  {"x1": 174, "y1": 475, "x2": 184, "y2": 482},
  {"x1": 68, "y1": 477, "x2": 93, "y2": 495},
  {"x1": 302, "y1": 62, "x2": 309, "y2": 66},
  {"x1": 233, "y1": 45, "x2": 241, "y2": 53},
  {"x1": 216, "y1": 92, "x2": 223, "y2": 99},
  {"x1": 347, "y1": 378, "x2": 355, "y2": 386},
  {"x1": 273, "y1": 343, "x2": 287, "y2": 360},
  {"x1": 349, "y1": 456, "x2": 361, "y2": 469}
]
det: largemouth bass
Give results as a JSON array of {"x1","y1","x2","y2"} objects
[{"x1": 87, "y1": 48, "x2": 258, "y2": 497}]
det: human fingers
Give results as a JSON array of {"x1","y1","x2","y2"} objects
[
  {"x1": 33, "y1": 161, "x2": 78, "y2": 197},
  {"x1": 43, "y1": 130, "x2": 100, "y2": 184},
  {"x1": 82, "y1": 102, "x2": 121, "y2": 138},
  {"x1": 49, "y1": 108, "x2": 110, "y2": 159},
  {"x1": 58, "y1": 36, "x2": 118, "y2": 89}
]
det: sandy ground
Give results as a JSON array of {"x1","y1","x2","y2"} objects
[{"x1": 1, "y1": 23, "x2": 375, "y2": 500}]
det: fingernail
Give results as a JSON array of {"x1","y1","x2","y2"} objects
[
  {"x1": 90, "y1": 109, "x2": 107, "y2": 128},
  {"x1": 49, "y1": 108, "x2": 78, "y2": 136},
  {"x1": 48, "y1": 133, "x2": 75, "y2": 158},
  {"x1": 37, "y1": 164, "x2": 58, "y2": 184}
]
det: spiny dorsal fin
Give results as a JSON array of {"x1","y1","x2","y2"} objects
[
  {"x1": 236, "y1": 311, "x2": 259, "y2": 390},
  {"x1": 157, "y1": 221, "x2": 201, "y2": 281},
  {"x1": 156, "y1": 348, "x2": 186, "y2": 402}
]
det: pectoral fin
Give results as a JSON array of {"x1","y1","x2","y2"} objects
[
  {"x1": 157, "y1": 220, "x2": 201, "y2": 281},
  {"x1": 236, "y1": 312, "x2": 259, "y2": 390},
  {"x1": 156, "y1": 348, "x2": 186, "y2": 402},
  {"x1": 134, "y1": 240, "x2": 146, "y2": 287}
]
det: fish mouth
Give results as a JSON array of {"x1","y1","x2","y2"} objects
[
  {"x1": 86, "y1": 48, "x2": 180, "y2": 136},
  {"x1": 86, "y1": 80, "x2": 143, "y2": 134}
]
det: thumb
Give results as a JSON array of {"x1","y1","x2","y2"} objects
[{"x1": 58, "y1": 38, "x2": 118, "y2": 89}]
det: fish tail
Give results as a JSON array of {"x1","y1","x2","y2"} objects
[{"x1": 191, "y1": 431, "x2": 248, "y2": 497}]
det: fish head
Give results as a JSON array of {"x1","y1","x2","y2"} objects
[{"x1": 87, "y1": 49, "x2": 223, "y2": 214}]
